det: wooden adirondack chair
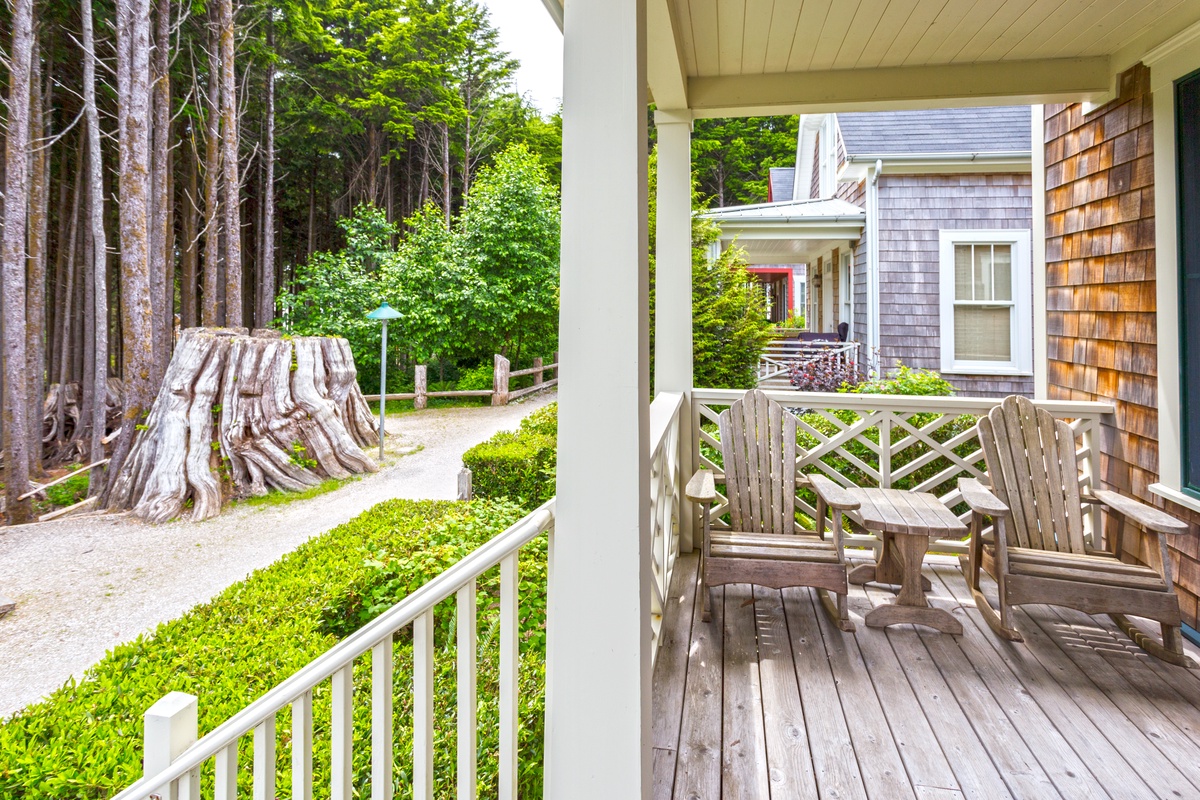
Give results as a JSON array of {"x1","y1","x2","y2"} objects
[
  {"x1": 960, "y1": 395, "x2": 1194, "y2": 667},
  {"x1": 685, "y1": 389, "x2": 854, "y2": 631}
]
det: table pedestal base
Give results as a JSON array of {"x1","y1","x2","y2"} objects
[{"x1": 853, "y1": 529, "x2": 962, "y2": 636}]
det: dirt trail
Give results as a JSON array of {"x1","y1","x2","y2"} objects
[{"x1": 0, "y1": 392, "x2": 554, "y2": 718}]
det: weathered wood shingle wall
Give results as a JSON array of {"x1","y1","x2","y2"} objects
[
  {"x1": 876, "y1": 173, "x2": 1034, "y2": 397},
  {"x1": 1045, "y1": 64, "x2": 1200, "y2": 627}
]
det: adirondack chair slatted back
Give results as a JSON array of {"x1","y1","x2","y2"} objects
[
  {"x1": 977, "y1": 395, "x2": 1086, "y2": 553},
  {"x1": 718, "y1": 390, "x2": 797, "y2": 535}
]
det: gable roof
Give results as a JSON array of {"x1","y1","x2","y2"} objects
[
  {"x1": 768, "y1": 167, "x2": 796, "y2": 202},
  {"x1": 835, "y1": 106, "x2": 1032, "y2": 156}
]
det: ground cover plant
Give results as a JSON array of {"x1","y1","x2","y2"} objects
[{"x1": 0, "y1": 499, "x2": 549, "y2": 799}]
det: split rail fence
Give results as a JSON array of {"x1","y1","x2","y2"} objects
[{"x1": 364, "y1": 353, "x2": 558, "y2": 409}]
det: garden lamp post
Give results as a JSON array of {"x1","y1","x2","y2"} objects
[{"x1": 366, "y1": 301, "x2": 403, "y2": 462}]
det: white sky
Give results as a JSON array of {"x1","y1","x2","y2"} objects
[{"x1": 479, "y1": 0, "x2": 564, "y2": 116}]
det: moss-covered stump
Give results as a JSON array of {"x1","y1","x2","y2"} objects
[{"x1": 105, "y1": 327, "x2": 379, "y2": 522}]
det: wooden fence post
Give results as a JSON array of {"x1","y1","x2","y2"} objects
[
  {"x1": 458, "y1": 468, "x2": 473, "y2": 501},
  {"x1": 553, "y1": 351, "x2": 559, "y2": 383},
  {"x1": 415, "y1": 365, "x2": 428, "y2": 410},
  {"x1": 492, "y1": 355, "x2": 510, "y2": 406},
  {"x1": 533, "y1": 357, "x2": 544, "y2": 387},
  {"x1": 144, "y1": 691, "x2": 199, "y2": 799}
]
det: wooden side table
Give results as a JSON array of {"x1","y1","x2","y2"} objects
[{"x1": 842, "y1": 487, "x2": 967, "y2": 635}]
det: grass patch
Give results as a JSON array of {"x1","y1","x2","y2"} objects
[
  {"x1": 235, "y1": 476, "x2": 357, "y2": 509},
  {"x1": 380, "y1": 396, "x2": 491, "y2": 415},
  {"x1": 0, "y1": 498, "x2": 547, "y2": 799}
]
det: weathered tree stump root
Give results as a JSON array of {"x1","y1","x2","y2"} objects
[
  {"x1": 41, "y1": 378, "x2": 123, "y2": 465},
  {"x1": 105, "y1": 328, "x2": 380, "y2": 523}
]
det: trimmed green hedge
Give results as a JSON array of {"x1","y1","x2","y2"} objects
[
  {"x1": 463, "y1": 403, "x2": 557, "y2": 507},
  {"x1": 0, "y1": 499, "x2": 548, "y2": 799}
]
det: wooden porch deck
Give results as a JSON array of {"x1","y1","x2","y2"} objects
[{"x1": 652, "y1": 552, "x2": 1200, "y2": 799}]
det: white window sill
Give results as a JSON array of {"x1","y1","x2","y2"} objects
[
  {"x1": 1149, "y1": 483, "x2": 1200, "y2": 516},
  {"x1": 941, "y1": 367, "x2": 1034, "y2": 378}
]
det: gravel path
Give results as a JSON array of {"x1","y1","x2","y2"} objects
[{"x1": 0, "y1": 392, "x2": 555, "y2": 718}]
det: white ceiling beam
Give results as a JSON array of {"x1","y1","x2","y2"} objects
[
  {"x1": 687, "y1": 57, "x2": 1113, "y2": 118},
  {"x1": 646, "y1": 0, "x2": 688, "y2": 111}
]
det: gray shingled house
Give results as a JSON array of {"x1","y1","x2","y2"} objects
[{"x1": 706, "y1": 106, "x2": 1035, "y2": 397}]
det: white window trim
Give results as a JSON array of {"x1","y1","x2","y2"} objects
[
  {"x1": 1148, "y1": 22, "x2": 1200, "y2": 513},
  {"x1": 938, "y1": 229, "x2": 1033, "y2": 376}
]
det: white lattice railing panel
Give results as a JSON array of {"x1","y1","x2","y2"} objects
[
  {"x1": 649, "y1": 392, "x2": 683, "y2": 666},
  {"x1": 693, "y1": 389, "x2": 1114, "y2": 555}
]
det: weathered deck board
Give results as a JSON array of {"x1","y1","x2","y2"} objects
[
  {"x1": 927, "y1": 565, "x2": 1160, "y2": 800},
  {"x1": 654, "y1": 553, "x2": 1200, "y2": 800}
]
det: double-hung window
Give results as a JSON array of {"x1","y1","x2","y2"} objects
[{"x1": 938, "y1": 229, "x2": 1032, "y2": 375}]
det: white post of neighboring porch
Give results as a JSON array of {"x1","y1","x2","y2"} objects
[
  {"x1": 654, "y1": 113, "x2": 695, "y2": 553},
  {"x1": 546, "y1": 0, "x2": 651, "y2": 796}
]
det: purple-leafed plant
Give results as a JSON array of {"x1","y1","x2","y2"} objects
[{"x1": 788, "y1": 350, "x2": 860, "y2": 393}]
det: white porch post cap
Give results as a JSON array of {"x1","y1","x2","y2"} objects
[
  {"x1": 144, "y1": 691, "x2": 199, "y2": 775},
  {"x1": 653, "y1": 108, "x2": 693, "y2": 127}
]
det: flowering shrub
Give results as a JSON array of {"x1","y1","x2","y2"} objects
[{"x1": 788, "y1": 350, "x2": 859, "y2": 392}]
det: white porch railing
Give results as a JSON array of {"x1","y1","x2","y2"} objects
[
  {"x1": 692, "y1": 388, "x2": 1115, "y2": 554},
  {"x1": 111, "y1": 501, "x2": 555, "y2": 800},
  {"x1": 648, "y1": 391, "x2": 683, "y2": 666},
  {"x1": 757, "y1": 340, "x2": 857, "y2": 389}
]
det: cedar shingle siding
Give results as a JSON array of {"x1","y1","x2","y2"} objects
[
  {"x1": 1045, "y1": 64, "x2": 1200, "y2": 627},
  {"x1": 876, "y1": 173, "x2": 1034, "y2": 398}
]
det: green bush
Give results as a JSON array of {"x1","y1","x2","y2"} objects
[
  {"x1": 0, "y1": 499, "x2": 548, "y2": 799},
  {"x1": 463, "y1": 404, "x2": 558, "y2": 508},
  {"x1": 456, "y1": 362, "x2": 495, "y2": 392},
  {"x1": 848, "y1": 363, "x2": 956, "y2": 397},
  {"x1": 43, "y1": 467, "x2": 89, "y2": 507}
]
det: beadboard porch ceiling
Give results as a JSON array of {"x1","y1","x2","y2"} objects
[{"x1": 541, "y1": 0, "x2": 1200, "y2": 116}]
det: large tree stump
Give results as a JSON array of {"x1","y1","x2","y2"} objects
[{"x1": 106, "y1": 328, "x2": 379, "y2": 522}]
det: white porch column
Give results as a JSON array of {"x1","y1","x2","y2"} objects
[
  {"x1": 546, "y1": 0, "x2": 651, "y2": 796},
  {"x1": 654, "y1": 112, "x2": 696, "y2": 552}
]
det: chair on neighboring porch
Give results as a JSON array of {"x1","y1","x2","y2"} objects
[
  {"x1": 960, "y1": 395, "x2": 1194, "y2": 667},
  {"x1": 686, "y1": 389, "x2": 854, "y2": 631}
]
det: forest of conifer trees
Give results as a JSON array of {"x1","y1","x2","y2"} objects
[{"x1": 0, "y1": 0, "x2": 560, "y2": 522}]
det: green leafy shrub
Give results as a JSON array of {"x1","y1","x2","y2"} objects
[
  {"x1": 848, "y1": 363, "x2": 955, "y2": 397},
  {"x1": 456, "y1": 362, "x2": 495, "y2": 392},
  {"x1": 463, "y1": 404, "x2": 557, "y2": 508},
  {"x1": 44, "y1": 467, "x2": 90, "y2": 507},
  {"x1": 0, "y1": 499, "x2": 549, "y2": 799}
]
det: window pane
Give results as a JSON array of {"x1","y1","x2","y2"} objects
[
  {"x1": 955, "y1": 245, "x2": 973, "y2": 300},
  {"x1": 955, "y1": 306, "x2": 1011, "y2": 361},
  {"x1": 973, "y1": 245, "x2": 993, "y2": 300},
  {"x1": 992, "y1": 245, "x2": 1013, "y2": 301}
]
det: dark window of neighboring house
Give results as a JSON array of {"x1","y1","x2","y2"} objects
[{"x1": 1179, "y1": 69, "x2": 1200, "y2": 494}]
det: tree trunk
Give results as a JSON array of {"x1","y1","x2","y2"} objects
[
  {"x1": 202, "y1": 14, "x2": 222, "y2": 327},
  {"x1": 2, "y1": 0, "x2": 35, "y2": 522},
  {"x1": 26, "y1": 37, "x2": 48, "y2": 477},
  {"x1": 84, "y1": 0, "x2": 110, "y2": 487},
  {"x1": 259, "y1": 14, "x2": 276, "y2": 329},
  {"x1": 56, "y1": 165, "x2": 82, "y2": 445},
  {"x1": 106, "y1": 0, "x2": 156, "y2": 502},
  {"x1": 219, "y1": 0, "x2": 242, "y2": 327},
  {"x1": 105, "y1": 328, "x2": 379, "y2": 523},
  {"x1": 442, "y1": 121, "x2": 451, "y2": 225},
  {"x1": 181, "y1": 134, "x2": 199, "y2": 329},
  {"x1": 150, "y1": 0, "x2": 172, "y2": 385}
]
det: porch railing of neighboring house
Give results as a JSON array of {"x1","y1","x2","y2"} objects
[
  {"x1": 757, "y1": 340, "x2": 857, "y2": 390},
  {"x1": 112, "y1": 501, "x2": 556, "y2": 800},
  {"x1": 692, "y1": 388, "x2": 1115, "y2": 554},
  {"x1": 114, "y1": 394, "x2": 685, "y2": 799},
  {"x1": 364, "y1": 353, "x2": 559, "y2": 409}
]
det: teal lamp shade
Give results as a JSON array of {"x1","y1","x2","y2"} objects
[{"x1": 367, "y1": 301, "x2": 403, "y2": 321}]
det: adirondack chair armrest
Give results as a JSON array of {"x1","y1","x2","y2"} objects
[
  {"x1": 958, "y1": 477, "x2": 1009, "y2": 517},
  {"x1": 808, "y1": 474, "x2": 860, "y2": 511},
  {"x1": 1092, "y1": 490, "x2": 1191, "y2": 536},
  {"x1": 686, "y1": 469, "x2": 716, "y2": 505}
]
